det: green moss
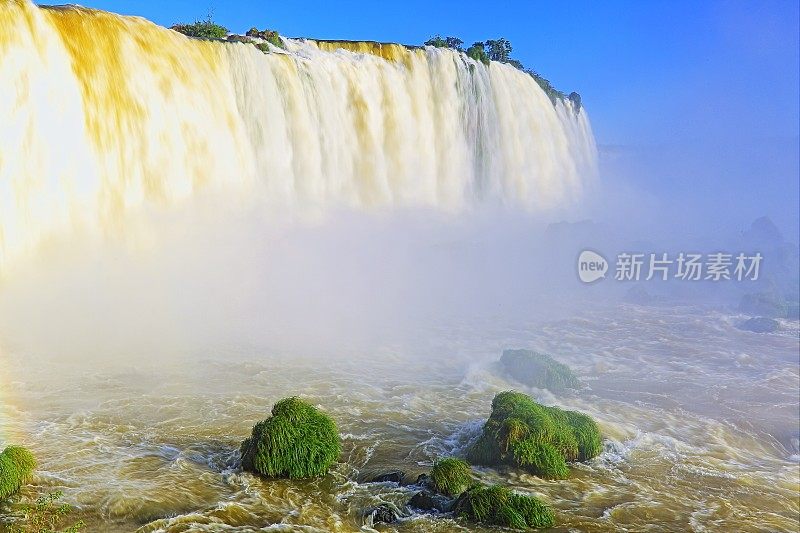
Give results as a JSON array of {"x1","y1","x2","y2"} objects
[
  {"x1": 430, "y1": 457, "x2": 472, "y2": 497},
  {"x1": 240, "y1": 397, "x2": 341, "y2": 479},
  {"x1": 454, "y1": 484, "x2": 555, "y2": 529},
  {"x1": 467, "y1": 391, "x2": 601, "y2": 479},
  {"x1": 499, "y1": 349, "x2": 581, "y2": 391},
  {"x1": 0, "y1": 446, "x2": 36, "y2": 500}
]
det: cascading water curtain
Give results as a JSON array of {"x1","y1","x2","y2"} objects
[{"x1": 0, "y1": 0, "x2": 597, "y2": 270}]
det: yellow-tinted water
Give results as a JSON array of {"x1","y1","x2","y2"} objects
[{"x1": 1, "y1": 305, "x2": 797, "y2": 532}]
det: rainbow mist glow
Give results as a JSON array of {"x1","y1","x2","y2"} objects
[{"x1": 0, "y1": 0, "x2": 596, "y2": 270}]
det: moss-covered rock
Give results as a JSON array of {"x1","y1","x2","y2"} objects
[
  {"x1": 226, "y1": 34, "x2": 254, "y2": 44},
  {"x1": 246, "y1": 27, "x2": 284, "y2": 49},
  {"x1": 0, "y1": 446, "x2": 36, "y2": 500},
  {"x1": 467, "y1": 391, "x2": 601, "y2": 479},
  {"x1": 498, "y1": 349, "x2": 581, "y2": 391},
  {"x1": 429, "y1": 457, "x2": 472, "y2": 497},
  {"x1": 454, "y1": 484, "x2": 555, "y2": 530},
  {"x1": 240, "y1": 397, "x2": 341, "y2": 479}
]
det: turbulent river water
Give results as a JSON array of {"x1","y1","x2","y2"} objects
[{"x1": 1, "y1": 304, "x2": 797, "y2": 532}]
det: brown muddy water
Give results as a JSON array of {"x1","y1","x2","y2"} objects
[{"x1": 0, "y1": 304, "x2": 798, "y2": 532}]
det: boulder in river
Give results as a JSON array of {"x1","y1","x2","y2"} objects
[
  {"x1": 240, "y1": 397, "x2": 341, "y2": 479},
  {"x1": 737, "y1": 317, "x2": 779, "y2": 333},
  {"x1": 498, "y1": 349, "x2": 581, "y2": 391},
  {"x1": 408, "y1": 489, "x2": 452, "y2": 512},
  {"x1": 368, "y1": 470, "x2": 405, "y2": 484},
  {"x1": 429, "y1": 457, "x2": 472, "y2": 497},
  {"x1": 0, "y1": 446, "x2": 36, "y2": 500},
  {"x1": 467, "y1": 391, "x2": 601, "y2": 479},
  {"x1": 366, "y1": 503, "x2": 402, "y2": 525},
  {"x1": 453, "y1": 484, "x2": 555, "y2": 529}
]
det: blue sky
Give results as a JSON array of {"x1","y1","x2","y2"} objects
[{"x1": 52, "y1": 0, "x2": 799, "y2": 147}]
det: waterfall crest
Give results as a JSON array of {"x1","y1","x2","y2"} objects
[{"x1": 0, "y1": 0, "x2": 597, "y2": 268}]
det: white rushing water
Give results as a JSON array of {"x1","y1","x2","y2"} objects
[{"x1": 0, "y1": 1, "x2": 596, "y2": 271}]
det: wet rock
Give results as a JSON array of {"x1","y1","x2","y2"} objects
[
  {"x1": 226, "y1": 34, "x2": 253, "y2": 44},
  {"x1": 467, "y1": 391, "x2": 601, "y2": 479},
  {"x1": 367, "y1": 503, "x2": 400, "y2": 525},
  {"x1": 408, "y1": 489, "x2": 452, "y2": 513},
  {"x1": 414, "y1": 473, "x2": 429, "y2": 486},
  {"x1": 737, "y1": 317, "x2": 779, "y2": 333},
  {"x1": 369, "y1": 470, "x2": 405, "y2": 484},
  {"x1": 497, "y1": 349, "x2": 581, "y2": 391}
]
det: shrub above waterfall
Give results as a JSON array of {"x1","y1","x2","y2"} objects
[
  {"x1": 466, "y1": 42, "x2": 490, "y2": 64},
  {"x1": 425, "y1": 35, "x2": 464, "y2": 51},
  {"x1": 467, "y1": 391, "x2": 601, "y2": 479},
  {"x1": 240, "y1": 397, "x2": 341, "y2": 479},
  {"x1": 422, "y1": 35, "x2": 580, "y2": 107},
  {"x1": 453, "y1": 484, "x2": 555, "y2": 529},
  {"x1": 497, "y1": 349, "x2": 582, "y2": 391},
  {"x1": 0, "y1": 446, "x2": 36, "y2": 500},
  {"x1": 170, "y1": 14, "x2": 228, "y2": 39}
]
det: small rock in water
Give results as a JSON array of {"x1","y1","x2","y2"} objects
[
  {"x1": 367, "y1": 503, "x2": 401, "y2": 525},
  {"x1": 369, "y1": 470, "x2": 405, "y2": 484},
  {"x1": 408, "y1": 489, "x2": 452, "y2": 512},
  {"x1": 737, "y1": 316, "x2": 779, "y2": 333}
]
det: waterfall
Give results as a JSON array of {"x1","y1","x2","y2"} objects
[{"x1": 0, "y1": 0, "x2": 597, "y2": 269}]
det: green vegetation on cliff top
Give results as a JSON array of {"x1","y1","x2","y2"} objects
[
  {"x1": 170, "y1": 13, "x2": 228, "y2": 40},
  {"x1": 424, "y1": 34, "x2": 580, "y2": 109}
]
